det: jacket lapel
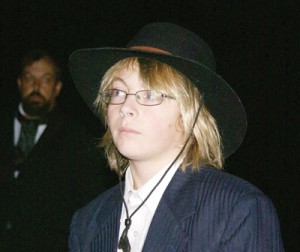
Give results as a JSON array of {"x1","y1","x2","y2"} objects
[
  {"x1": 143, "y1": 168, "x2": 199, "y2": 251},
  {"x1": 87, "y1": 168, "x2": 200, "y2": 251},
  {"x1": 89, "y1": 185, "x2": 123, "y2": 251}
]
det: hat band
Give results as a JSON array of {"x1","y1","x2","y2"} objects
[{"x1": 129, "y1": 46, "x2": 171, "y2": 55}]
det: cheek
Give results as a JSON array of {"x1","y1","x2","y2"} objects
[
  {"x1": 107, "y1": 107, "x2": 118, "y2": 127},
  {"x1": 150, "y1": 115, "x2": 174, "y2": 135},
  {"x1": 161, "y1": 115, "x2": 184, "y2": 140},
  {"x1": 20, "y1": 85, "x2": 32, "y2": 96},
  {"x1": 40, "y1": 85, "x2": 54, "y2": 96}
]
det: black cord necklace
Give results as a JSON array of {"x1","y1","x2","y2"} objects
[{"x1": 117, "y1": 104, "x2": 202, "y2": 252}]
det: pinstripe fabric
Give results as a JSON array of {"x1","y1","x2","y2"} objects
[
  {"x1": 69, "y1": 166, "x2": 284, "y2": 251},
  {"x1": 69, "y1": 185, "x2": 122, "y2": 252}
]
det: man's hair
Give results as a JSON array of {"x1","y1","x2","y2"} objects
[
  {"x1": 19, "y1": 49, "x2": 61, "y2": 81},
  {"x1": 94, "y1": 58, "x2": 224, "y2": 173}
]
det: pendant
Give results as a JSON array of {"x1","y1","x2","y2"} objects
[{"x1": 118, "y1": 218, "x2": 131, "y2": 252}]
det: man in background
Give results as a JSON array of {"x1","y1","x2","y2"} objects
[{"x1": 0, "y1": 49, "x2": 117, "y2": 251}]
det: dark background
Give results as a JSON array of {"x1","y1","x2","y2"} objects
[{"x1": 1, "y1": 0, "x2": 299, "y2": 250}]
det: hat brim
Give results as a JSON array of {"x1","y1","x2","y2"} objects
[{"x1": 69, "y1": 48, "x2": 247, "y2": 158}]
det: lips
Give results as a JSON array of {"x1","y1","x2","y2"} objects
[
  {"x1": 28, "y1": 94, "x2": 44, "y2": 103},
  {"x1": 118, "y1": 126, "x2": 140, "y2": 135},
  {"x1": 30, "y1": 95, "x2": 42, "y2": 100}
]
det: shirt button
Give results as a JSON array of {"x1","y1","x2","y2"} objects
[{"x1": 133, "y1": 231, "x2": 139, "y2": 237}]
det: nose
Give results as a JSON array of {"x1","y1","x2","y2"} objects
[
  {"x1": 119, "y1": 94, "x2": 137, "y2": 117},
  {"x1": 32, "y1": 78, "x2": 41, "y2": 91}
]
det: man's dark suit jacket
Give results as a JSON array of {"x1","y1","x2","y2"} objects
[
  {"x1": 0, "y1": 104, "x2": 118, "y2": 252},
  {"x1": 69, "y1": 166, "x2": 284, "y2": 251}
]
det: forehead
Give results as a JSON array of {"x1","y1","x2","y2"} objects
[{"x1": 22, "y1": 58, "x2": 56, "y2": 76}]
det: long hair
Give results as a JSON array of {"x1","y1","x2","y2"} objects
[{"x1": 94, "y1": 58, "x2": 223, "y2": 173}]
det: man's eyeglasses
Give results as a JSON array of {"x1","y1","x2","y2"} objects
[{"x1": 100, "y1": 89, "x2": 175, "y2": 106}]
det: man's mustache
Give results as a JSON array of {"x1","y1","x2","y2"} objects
[
  {"x1": 28, "y1": 91, "x2": 44, "y2": 99},
  {"x1": 25, "y1": 91, "x2": 46, "y2": 103}
]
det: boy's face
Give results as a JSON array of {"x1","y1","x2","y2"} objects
[{"x1": 107, "y1": 65, "x2": 185, "y2": 168}]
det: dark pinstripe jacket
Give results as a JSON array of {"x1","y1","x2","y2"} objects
[{"x1": 69, "y1": 166, "x2": 284, "y2": 251}]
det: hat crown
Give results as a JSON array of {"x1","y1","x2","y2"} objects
[{"x1": 126, "y1": 22, "x2": 216, "y2": 71}]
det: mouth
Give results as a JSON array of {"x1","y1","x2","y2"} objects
[
  {"x1": 118, "y1": 126, "x2": 140, "y2": 135},
  {"x1": 28, "y1": 94, "x2": 44, "y2": 103}
]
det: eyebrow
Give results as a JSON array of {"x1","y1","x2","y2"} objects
[
  {"x1": 22, "y1": 71, "x2": 54, "y2": 77},
  {"x1": 111, "y1": 77, "x2": 127, "y2": 87}
]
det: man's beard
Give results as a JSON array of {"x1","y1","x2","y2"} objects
[{"x1": 22, "y1": 92, "x2": 51, "y2": 117}]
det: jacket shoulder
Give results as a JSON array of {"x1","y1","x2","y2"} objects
[
  {"x1": 69, "y1": 184, "x2": 121, "y2": 241},
  {"x1": 199, "y1": 166, "x2": 263, "y2": 194},
  {"x1": 167, "y1": 166, "x2": 269, "y2": 220}
]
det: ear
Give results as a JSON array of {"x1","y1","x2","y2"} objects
[
  {"x1": 54, "y1": 81, "x2": 63, "y2": 96},
  {"x1": 176, "y1": 115, "x2": 184, "y2": 132},
  {"x1": 17, "y1": 78, "x2": 22, "y2": 90}
]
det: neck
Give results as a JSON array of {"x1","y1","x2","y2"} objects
[
  {"x1": 129, "y1": 163, "x2": 160, "y2": 189},
  {"x1": 129, "y1": 152, "x2": 182, "y2": 189}
]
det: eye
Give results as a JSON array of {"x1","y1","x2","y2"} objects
[
  {"x1": 144, "y1": 90, "x2": 160, "y2": 100},
  {"x1": 22, "y1": 74, "x2": 35, "y2": 83},
  {"x1": 111, "y1": 89, "x2": 125, "y2": 97},
  {"x1": 41, "y1": 76, "x2": 55, "y2": 85}
]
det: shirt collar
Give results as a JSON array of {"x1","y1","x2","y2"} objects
[{"x1": 18, "y1": 103, "x2": 26, "y2": 116}]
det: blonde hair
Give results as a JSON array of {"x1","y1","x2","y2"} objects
[{"x1": 94, "y1": 58, "x2": 224, "y2": 173}]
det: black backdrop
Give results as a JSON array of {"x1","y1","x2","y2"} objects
[{"x1": 1, "y1": 0, "x2": 299, "y2": 250}]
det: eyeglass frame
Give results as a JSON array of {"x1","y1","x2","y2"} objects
[{"x1": 100, "y1": 89, "x2": 175, "y2": 106}]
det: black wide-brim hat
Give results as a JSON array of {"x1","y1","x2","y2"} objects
[{"x1": 69, "y1": 22, "x2": 247, "y2": 158}]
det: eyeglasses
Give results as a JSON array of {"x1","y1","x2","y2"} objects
[{"x1": 100, "y1": 89, "x2": 175, "y2": 106}]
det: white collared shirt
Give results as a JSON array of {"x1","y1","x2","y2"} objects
[
  {"x1": 13, "y1": 103, "x2": 47, "y2": 178},
  {"x1": 118, "y1": 160, "x2": 182, "y2": 252}
]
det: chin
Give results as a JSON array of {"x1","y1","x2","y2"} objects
[{"x1": 23, "y1": 102, "x2": 50, "y2": 117}]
